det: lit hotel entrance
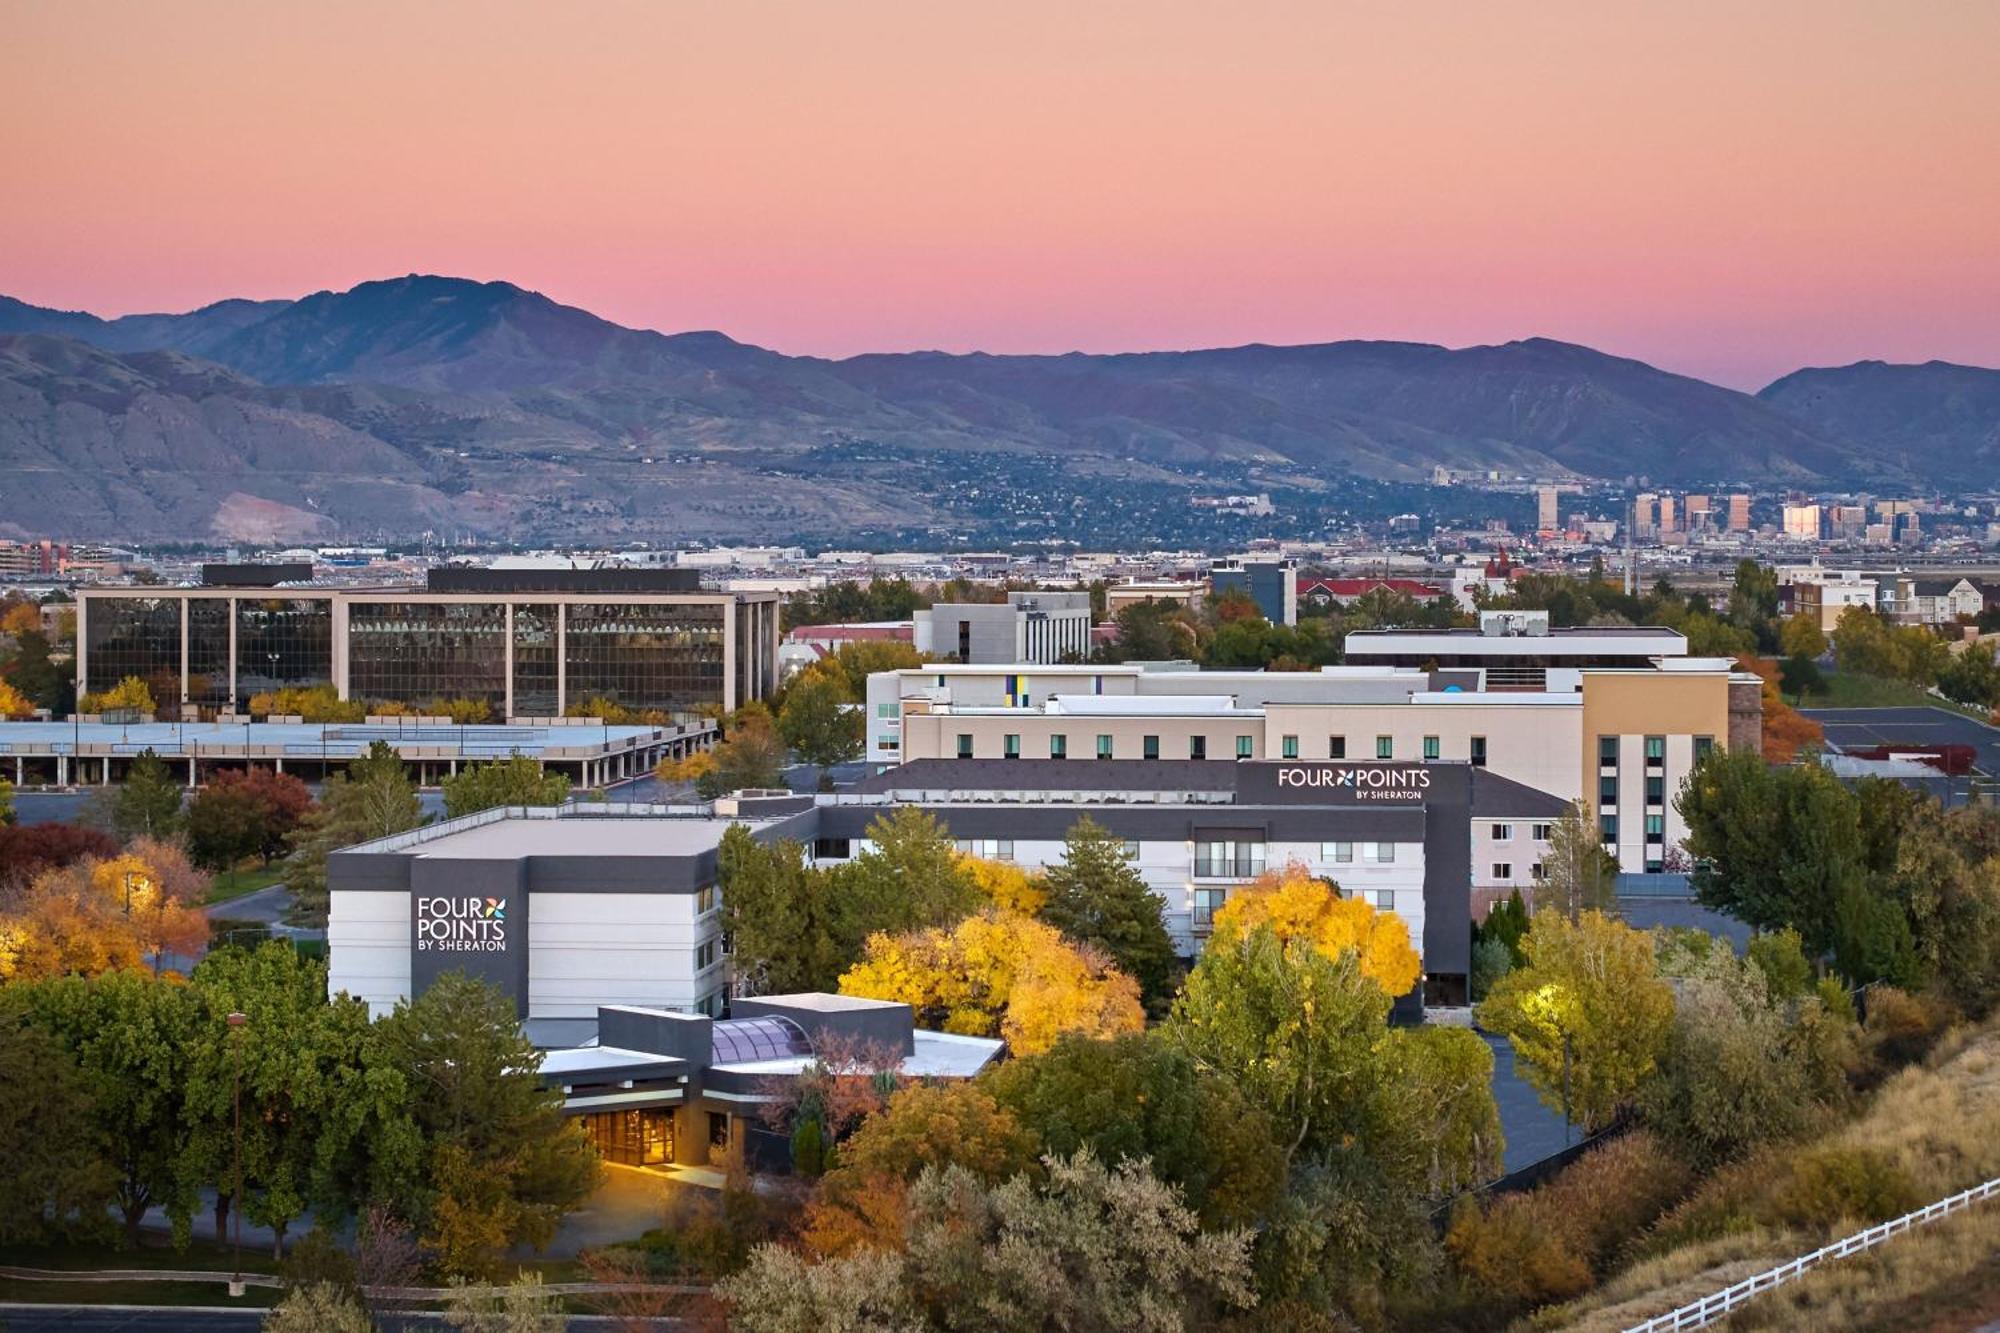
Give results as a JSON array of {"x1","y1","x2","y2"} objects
[{"x1": 580, "y1": 1108, "x2": 673, "y2": 1167}]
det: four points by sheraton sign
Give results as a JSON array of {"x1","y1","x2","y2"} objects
[
  {"x1": 1239, "y1": 762, "x2": 1434, "y2": 805},
  {"x1": 416, "y1": 895, "x2": 509, "y2": 952}
]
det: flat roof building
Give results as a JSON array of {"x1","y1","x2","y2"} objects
[
  {"x1": 76, "y1": 567, "x2": 780, "y2": 722},
  {"x1": 914, "y1": 591, "x2": 1094, "y2": 665}
]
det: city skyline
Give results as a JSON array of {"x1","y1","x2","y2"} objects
[{"x1": 4, "y1": 1, "x2": 1998, "y2": 390}]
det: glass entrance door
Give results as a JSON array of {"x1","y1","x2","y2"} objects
[{"x1": 581, "y1": 1108, "x2": 674, "y2": 1167}]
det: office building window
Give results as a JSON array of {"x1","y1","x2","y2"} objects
[
  {"x1": 1235, "y1": 734, "x2": 1254, "y2": 759},
  {"x1": 1645, "y1": 735, "x2": 1666, "y2": 766},
  {"x1": 1190, "y1": 736, "x2": 1207, "y2": 760},
  {"x1": 1194, "y1": 840, "x2": 1265, "y2": 878},
  {"x1": 1492, "y1": 863, "x2": 1513, "y2": 880},
  {"x1": 1373, "y1": 890, "x2": 1394, "y2": 910},
  {"x1": 1097, "y1": 734, "x2": 1114, "y2": 759},
  {"x1": 1423, "y1": 734, "x2": 1440, "y2": 760},
  {"x1": 1532, "y1": 823, "x2": 1552, "y2": 841},
  {"x1": 956, "y1": 733, "x2": 973, "y2": 759},
  {"x1": 1281, "y1": 734, "x2": 1299, "y2": 759},
  {"x1": 1694, "y1": 735, "x2": 1715, "y2": 763},
  {"x1": 1470, "y1": 735, "x2": 1487, "y2": 768},
  {"x1": 1049, "y1": 733, "x2": 1067, "y2": 758},
  {"x1": 1366, "y1": 842, "x2": 1397, "y2": 864},
  {"x1": 1599, "y1": 775, "x2": 1619, "y2": 806},
  {"x1": 1003, "y1": 733, "x2": 1020, "y2": 759},
  {"x1": 1142, "y1": 734, "x2": 1159, "y2": 760},
  {"x1": 956, "y1": 838, "x2": 1015, "y2": 861},
  {"x1": 1491, "y1": 823, "x2": 1513, "y2": 841},
  {"x1": 1323, "y1": 841, "x2": 1354, "y2": 863},
  {"x1": 1329, "y1": 735, "x2": 1346, "y2": 759},
  {"x1": 1600, "y1": 735, "x2": 1620, "y2": 766},
  {"x1": 1376, "y1": 735, "x2": 1393, "y2": 759}
]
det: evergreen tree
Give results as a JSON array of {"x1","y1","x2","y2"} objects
[
  {"x1": 112, "y1": 748, "x2": 186, "y2": 840},
  {"x1": 441, "y1": 753, "x2": 570, "y2": 818},
  {"x1": 1038, "y1": 816, "x2": 1179, "y2": 1009},
  {"x1": 284, "y1": 742, "x2": 424, "y2": 922}
]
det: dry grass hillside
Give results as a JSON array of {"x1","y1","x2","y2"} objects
[{"x1": 1535, "y1": 1018, "x2": 2000, "y2": 1333}]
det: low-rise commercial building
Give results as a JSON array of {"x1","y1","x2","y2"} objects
[
  {"x1": 914, "y1": 591, "x2": 1093, "y2": 664},
  {"x1": 76, "y1": 567, "x2": 780, "y2": 720}
]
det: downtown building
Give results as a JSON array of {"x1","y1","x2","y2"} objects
[{"x1": 75, "y1": 566, "x2": 780, "y2": 721}]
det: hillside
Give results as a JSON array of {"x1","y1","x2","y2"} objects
[
  {"x1": 1759, "y1": 360, "x2": 2000, "y2": 487},
  {"x1": 0, "y1": 276, "x2": 1956, "y2": 542}
]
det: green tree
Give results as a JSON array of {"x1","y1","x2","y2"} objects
[
  {"x1": 699, "y1": 705, "x2": 789, "y2": 797},
  {"x1": 0, "y1": 1012, "x2": 116, "y2": 1242},
  {"x1": 5, "y1": 627, "x2": 67, "y2": 712},
  {"x1": 776, "y1": 670, "x2": 863, "y2": 788},
  {"x1": 828, "y1": 807, "x2": 983, "y2": 951},
  {"x1": 1779, "y1": 611, "x2": 1828, "y2": 661},
  {"x1": 1037, "y1": 816, "x2": 1178, "y2": 1011},
  {"x1": 0, "y1": 774, "x2": 12, "y2": 826},
  {"x1": 285, "y1": 742, "x2": 424, "y2": 922},
  {"x1": 1477, "y1": 911, "x2": 1674, "y2": 1133},
  {"x1": 5, "y1": 969, "x2": 199, "y2": 1245},
  {"x1": 375, "y1": 974, "x2": 601, "y2": 1279},
  {"x1": 1534, "y1": 800, "x2": 1619, "y2": 921},
  {"x1": 1779, "y1": 653, "x2": 1825, "y2": 701},
  {"x1": 441, "y1": 754, "x2": 571, "y2": 818},
  {"x1": 113, "y1": 748, "x2": 186, "y2": 840},
  {"x1": 716, "y1": 827, "x2": 844, "y2": 994},
  {"x1": 185, "y1": 944, "x2": 418, "y2": 1257},
  {"x1": 983, "y1": 1032, "x2": 1285, "y2": 1227},
  {"x1": 1730, "y1": 560, "x2": 1780, "y2": 647}
]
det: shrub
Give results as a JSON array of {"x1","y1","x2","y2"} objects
[
  {"x1": 1470, "y1": 936, "x2": 1514, "y2": 1002},
  {"x1": 1771, "y1": 1145, "x2": 1921, "y2": 1229},
  {"x1": 1860, "y1": 986, "x2": 1955, "y2": 1071},
  {"x1": 1636, "y1": 1151, "x2": 1785, "y2": 1256},
  {"x1": 1445, "y1": 1194, "x2": 1593, "y2": 1307},
  {"x1": 262, "y1": 1283, "x2": 373, "y2": 1333}
]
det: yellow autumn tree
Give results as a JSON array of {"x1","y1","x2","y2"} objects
[
  {"x1": 1212, "y1": 862, "x2": 1422, "y2": 997},
  {"x1": 959, "y1": 854, "x2": 1047, "y2": 916},
  {"x1": 656, "y1": 749, "x2": 718, "y2": 786},
  {"x1": 1, "y1": 601, "x2": 41, "y2": 636},
  {"x1": 0, "y1": 677, "x2": 33, "y2": 719},
  {"x1": 0, "y1": 847, "x2": 209, "y2": 982},
  {"x1": 839, "y1": 909, "x2": 1143, "y2": 1055},
  {"x1": 79, "y1": 675, "x2": 156, "y2": 715}
]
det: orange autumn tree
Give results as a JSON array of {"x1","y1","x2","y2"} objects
[
  {"x1": 1211, "y1": 862, "x2": 1422, "y2": 996},
  {"x1": 0, "y1": 847, "x2": 210, "y2": 982},
  {"x1": 838, "y1": 909, "x2": 1143, "y2": 1055},
  {"x1": 1743, "y1": 657, "x2": 1824, "y2": 764}
]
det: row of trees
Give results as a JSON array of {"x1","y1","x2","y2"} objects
[
  {"x1": 0, "y1": 592, "x2": 73, "y2": 716},
  {"x1": 1828, "y1": 603, "x2": 2000, "y2": 710},
  {"x1": 1, "y1": 951, "x2": 599, "y2": 1277}
]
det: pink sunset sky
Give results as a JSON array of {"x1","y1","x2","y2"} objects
[{"x1": 3, "y1": 0, "x2": 1996, "y2": 390}]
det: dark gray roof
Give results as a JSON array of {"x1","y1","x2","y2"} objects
[
  {"x1": 848, "y1": 758, "x2": 1240, "y2": 794},
  {"x1": 1469, "y1": 769, "x2": 1572, "y2": 818}
]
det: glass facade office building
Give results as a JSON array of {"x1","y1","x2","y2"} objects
[{"x1": 78, "y1": 581, "x2": 778, "y2": 719}]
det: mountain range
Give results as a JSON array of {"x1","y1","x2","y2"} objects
[{"x1": 1, "y1": 276, "x2": 1992, "y2": 544}]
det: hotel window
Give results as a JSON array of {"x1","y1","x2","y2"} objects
[
  {"x1": 1329, "y1": 735, "x2": 1347, "y2": 759},
  {"x1": 1323, "y1": 841, "x2": 1355, "y2": 863},
  {"x1": 1600, "y1": 813, "x2": 1618, "y2": 843},
  {"x1": 1003, "y1": 733, "x2": 1020, "y2": 759},
  {"x1": 1190, "y1": 736, "x2": 1208, "y2": 760},
  {"x1": 1492, "y1": 863, "x2": 1513, "y2": 880},
  {"x1": 1050, "y1": 733, "x2": 1067, "y2": 758},
  {"x1": 1470, "y1": 735, "x2": 1487, "y2": 767},
  {"x1": 1375, "y1": 735, "x2": 1393, "y2": 759},
  {"x1": 1194, "y1": 840, "x2": 1266, "y2": 878},
  {"x1": 876, "y1": 702, "x2": 898, "y2": 717},
  {"x1": 694, "y1": 885, "x2": 719, "y2": 916},
  {"x1": 709, "y1": 1112, "x2": 731, "y2": 1150},
  {"x1": 1599, "y1": 775, "x2": 1619, "y2": 807},
  {"x1": 812, "y1": 837, "x2": 851, "y2": 859},
  {"x1": 1097, "y1": 734, "x2": 1114, "y2": 760},
  {"x1": 1530, "y1": 861, "x2": 1545, "y2": 879},
  {"x1": 1491, "y1": 823, "x2": 1513, "y2": 841},
  {"x1": 1532, "y1": 823, "x2": 1552, "y2": 842},
  {"x1": 1645, "y1": 735, "x2": 1666, "y2": 767},
  {"x1": 1599, "y1": 735, "x2": 1620, "y2": 767},
  {"x1": 1366, "y1": 842, "x2": 1397, "y2": 864},
  {"x1": 1193, "y1": 886, "x2": 1230, "y2": 928},
  {"x1": 1282, "y1": 734, "x2": 1299, "y2": 759},
  {"x1": 1373, "y1": 890, "x2": 1394, "y2": 910},
  {"x1": 1236, "y1": 734, "x2": 1254, "y2": 759},
  {"x1": 1120, "y1": 840, "x2": 1141, "y2": 860},
  {"x1": 1646, "y1": 858, "x2": 1664, "y2": 873},
  {"x1": 1143, "y1": 734, "x2": 1160, "y2": 760},
  {"x1": 695, "y1": 938, "x2": 720, "y2": 972},
  {"x1": 1645, "y1": 774, "x2": 1665, "y2": 804},
  {"x1": 1645, "y1": 814, "x2": 1665, "y2": 844},
  {"x1": 1423, "y1": 735, "x2": 1440, "y2": 760},
  {"x1": 957, "y1": 838, "x2": 1015, "y2": 861},
  {"x1": 956, "y1": 733, "x2": 973, "y2": 759},
  {"x1": 1694, "y1": 735, "x2": 1715, "y2": 764}
]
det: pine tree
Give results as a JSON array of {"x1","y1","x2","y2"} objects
[
  {"x1": 112, "y1": 748, "x2": 185, "y2": 840},
  {"x1": 1039, "y1": 816, "x2": 1179, "y2": 1009}
]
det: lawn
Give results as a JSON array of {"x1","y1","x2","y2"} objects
[
  {"x1": 1806, "y1": 671, "x2": 1991, "y2": 719},
  {"x1": 205, "y1": 861, "x2": 287, "y2": 905}
]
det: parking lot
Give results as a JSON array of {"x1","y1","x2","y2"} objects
[{"x1": 1803, "y1": 705, "x2": 2000, "y2": 774}]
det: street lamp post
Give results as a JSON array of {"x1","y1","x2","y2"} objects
[{"x1": 227, "y1": 1010, "x2": 248, "y2": 1297}]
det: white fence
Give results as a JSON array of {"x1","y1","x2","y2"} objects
[{"x1": 1623, "y1": 1174, "x2": 2000, "y2": 1332}]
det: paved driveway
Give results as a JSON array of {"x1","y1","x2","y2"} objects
[{"x1": 1803, "y1": 705, "x2": 2000, "y2": 775}]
